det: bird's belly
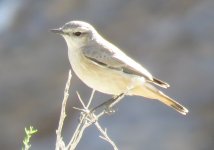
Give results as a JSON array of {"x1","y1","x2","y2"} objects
[{"x1": 69, "y1": 53, "x2": 135, "y2": 95}]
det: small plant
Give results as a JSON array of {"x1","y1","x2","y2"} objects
[{"x1": 22, "y1": 126, "x2": 38, "y2": 150}]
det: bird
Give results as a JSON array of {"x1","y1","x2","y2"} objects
[{"x1": 51, "y1": 20, "x2": 188, "y2": 115}]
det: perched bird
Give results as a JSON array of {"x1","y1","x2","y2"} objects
[{"x1": 51, "y1": 20, "x2": 188, "y2": 115}]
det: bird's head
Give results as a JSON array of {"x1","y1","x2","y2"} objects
[{"x1": 51, "y1": 20, "x2": 97, "y2": 48}]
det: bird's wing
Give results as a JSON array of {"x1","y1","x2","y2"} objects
[{"x1": 82, "y1": 42, "x2": 170, "y2": 88}]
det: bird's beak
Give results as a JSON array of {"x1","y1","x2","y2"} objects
[{"x1": 50, "y1": 28, "x2": 64, "y2": 35}]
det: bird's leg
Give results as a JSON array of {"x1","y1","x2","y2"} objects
[
  {"x1": 90, "y1": 81, "x2": 136, "y2": 115},
  {"x1": 91, "y1": 93, "x2": 125, "y2": 115}
]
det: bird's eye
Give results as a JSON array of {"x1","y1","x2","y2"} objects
[{"x1": 73, "y1": 32, "x2": 82, "y2": 36}]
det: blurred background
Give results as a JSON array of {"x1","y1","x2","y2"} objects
[{"x1": 0, "y1": 0, "x2": 214, "y2": 149}]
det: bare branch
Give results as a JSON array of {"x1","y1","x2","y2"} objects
[
  {"x1": 95, "y1": 121, "x2": 118, "y2": 150},
  {"x1": 55, "y1": 69, "x2": 126, "y2": 150},
  {"x1": 66, "y1": 92, "x2": 124, "y2": 150},
  {"x1": 87, "y1": 89, "x2": 95, "y2": 108},
  {"x1": 55, "y1": 70, "x2": 72, "y2": 150},
  {"x1": 76, "y1": 92, "x2": 86, "y2": 109}
]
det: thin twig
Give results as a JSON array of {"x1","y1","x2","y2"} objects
[
  {"x1": 67, "y1": 113, "x2": 90, "y2": 150},
  {"x1": 55, "y1": 70, "x2": 72, "y2": 150},
  {"x1": 76, "y1": 92, "x2": 86, "y2": 109},
  {"x1": 95, "y1": 121, "x2": 118, "y2": 150},
  {"x1": 66, "y1": 92, "x2": 92, "y2": 150},
  {"x1": 66, "y1": 92, "x2": 125, "y2": 150},
  {"x1": 87, "y1": 89, "x2": 95, "y2": 108}
]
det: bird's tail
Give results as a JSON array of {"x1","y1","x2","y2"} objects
[
  {"x1": 156, "y1": 91, "x2": 188, "y2": 115},
  {"x1": 133, "y1": 83, "x2": 188, "y2": 115}
]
